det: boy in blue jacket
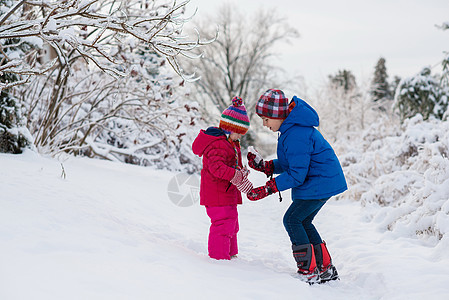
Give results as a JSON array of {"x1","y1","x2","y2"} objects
[{"x1": 247, "y1": 89, "x2": 347, "y2": 284}]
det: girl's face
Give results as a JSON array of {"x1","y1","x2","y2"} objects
[
  {"x1": 229, "y1": 132, "x2": 243, "y2": 141},
  {"x1": 261, "y1": 117, "x2": 284, "y2": 132}
]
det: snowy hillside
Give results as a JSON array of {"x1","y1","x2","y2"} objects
[{"x1": 2, "y1": 151, "x2": 449, "y2": 300}]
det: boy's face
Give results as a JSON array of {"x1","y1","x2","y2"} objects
[
  {"x1": 261, "y1": 117, "x2": 284, "y2": 132},
  {"x1": 229, "y1": 132, "x2": 243, "y2": 141}
]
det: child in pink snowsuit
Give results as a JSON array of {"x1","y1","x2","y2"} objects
[{"x1": 192, "y1": 97, "x2": 253, "y2": 260}]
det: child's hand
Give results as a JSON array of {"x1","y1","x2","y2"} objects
[
  {"x1": 247, "y1": 178, "x2": 278, "y2": 201},
  {"x1": 248, "y1": 146, "x2": 263, "y2": 164},
  {"x1": 230, "y1": 169, "x2": 253, "y2": 194},
  {"x1": 247, "y1": 147, "x2": 274, "y2": 177},
  {"x1": 241, "y1": 166, "x2": 250, "y2": 177}
]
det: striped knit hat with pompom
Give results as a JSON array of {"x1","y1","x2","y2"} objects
[{"x1": 219, "y1": 96, "x2": 250, "y2": 135}]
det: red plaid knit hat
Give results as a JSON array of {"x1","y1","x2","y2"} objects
[
  {"x1": 256, "y1": 89, "x2": 289, "y2": 119},
  {"x1": 219, "y1": 96, "x2": 250, "y2": 135}
]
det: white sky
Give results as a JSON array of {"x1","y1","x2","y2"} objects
[{"x1": 186, "y1": 0, "x2": 449, "y2": 88}]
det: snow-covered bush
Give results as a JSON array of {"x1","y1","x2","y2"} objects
[
  {"x1": 393, "y1": 67, "x2": 448, "y2": 121},
  {"x1": 442, "y1": 53, "x2": 449, "y2": 119},
  {"x1": 21, "y1": 54, "x2": 205, "y2": 172},
  {"x1": 1, "y1": 0, "x2": 210, "y2": 172},
  {"x1": 337, "y1": 114, "x2": 449, "y2": 243}
]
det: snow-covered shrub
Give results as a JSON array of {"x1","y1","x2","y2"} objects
[
  {"x1": 335, "y1": 113, "x2": 401, "y2": 201},
  {"x1": 442, "y1": 53, "x2": 449, "y2": 119},
  {"x1": 22, "y1": 57, "x2": 205, "y2": 172},
  {"x1": 337, "y1": 114, "x2": 449, "y2": 243},
  {"x1": 393, "y1": 67, "x2": 448, "y2": 121},
  {"x1": 1, "y1": 0, "x2": 210, "y2": 172}
]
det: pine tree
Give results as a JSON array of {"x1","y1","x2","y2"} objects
[
  {"x1": 329, "y1": 70, "x2": 357, "y2": 93},
  {"x1": 0, "y1": 48, "x2": 31, "y2": 153},
  {"x1": 0, "y1": 1, "x2": 32, "y2": 153},
  {"x1": 370, "y1": 57, "x2": 391, "y2": 101}
]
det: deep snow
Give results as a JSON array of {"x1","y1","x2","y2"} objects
[{"x1": 1, "y1": 151, "x2": 449, "y2": 300}]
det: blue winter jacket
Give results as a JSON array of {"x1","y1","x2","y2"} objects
[{"x1": 273, "y1": 96, "x2": 347, "y2": 200}]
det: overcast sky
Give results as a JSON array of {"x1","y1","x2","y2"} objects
[{"x1": 186, "y1": 0, "x2": 449, "y2": 89}]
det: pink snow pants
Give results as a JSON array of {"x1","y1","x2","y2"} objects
[{"x1": 205, "y1": 205, "x2": 239, "y2": 260}]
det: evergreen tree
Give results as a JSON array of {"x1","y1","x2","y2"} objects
[
  {"x1": 0, "y1": 92, "x2": 29, "y2": 154},
  {"x1": 0, "y1": 2, "x2": 32, "y2": 153},
  {"x1": 329, "y1": 70, "x2": 357, "y2": 93},
  {"x1": 370, "y1": 57, "x2": 391, "y2": 101},
  {"x1": 393, "y1": 67, "x2": 448, "y2": 121}
]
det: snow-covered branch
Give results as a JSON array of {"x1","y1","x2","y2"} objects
[
  {"x1": 0, "y1": 0, "x2": 213, "y2": 90},
  {"x1": 0, "y1": 0, "x2": 208, "y2": 170}
]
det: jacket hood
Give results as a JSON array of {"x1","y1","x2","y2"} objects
[
  {"x1": 279, "y1": 96, "x2": 319, "y2": 132},
  {"x1": 192, "y1": 127, "x2": 227, "y2": 157}
]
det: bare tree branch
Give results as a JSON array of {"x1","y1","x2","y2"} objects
[{"x1": 184, "y1": 3, "x2": 299, "y2": 118}]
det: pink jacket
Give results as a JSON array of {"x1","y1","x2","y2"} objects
[{"x1": 192, "y1": 128, "x2": 243, "y2": 207}]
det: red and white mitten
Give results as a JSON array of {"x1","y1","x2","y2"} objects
[{"x1": 230, "y1": 169, "x2": 253, "y2": 194}]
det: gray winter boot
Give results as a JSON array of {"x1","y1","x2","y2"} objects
[{"x1": 292, "y1": 244, "x2": 320, "y2": 284}]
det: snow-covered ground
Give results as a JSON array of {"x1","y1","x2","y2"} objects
[{"x1": 1, "y1": 151, "x2": 449, "y2": 300}]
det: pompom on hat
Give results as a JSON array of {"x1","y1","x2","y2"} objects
[
  {"x1": 256, "y1": 89, "x2": 289, "y2": 119},
  {"x1": 219, "y1": 96, "x2": 250, "y2": 135}
]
